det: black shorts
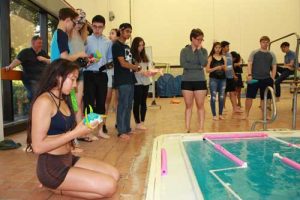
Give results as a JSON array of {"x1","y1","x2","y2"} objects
[
  {"x1": 37, "y1": 152, "x2": 80, "y2": 189},
  {"x1": 235, "y1": 74, "x2": 244, "y2": 88},
  {"x1": 225, "y1": 78, "x2": 236, "y2": 92},
  {"x1": 246, "y1": 78, "x2": 273, "y2": 100},
  {"x1": 181, "y1": 81, "x2": 207, "y2": 91}
]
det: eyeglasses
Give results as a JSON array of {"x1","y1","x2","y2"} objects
[{"x1": 92, "y1": 25, "x2": 104, "y2": 29}]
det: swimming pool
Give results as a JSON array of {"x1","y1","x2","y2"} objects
[{"x1": 145, "y1": 131, "x2": 300, "y2": 200}]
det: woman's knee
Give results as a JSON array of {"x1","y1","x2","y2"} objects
[{"x1": 100, "y1": 179, "x2": 117, "y2": 197}]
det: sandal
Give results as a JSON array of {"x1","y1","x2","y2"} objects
[{"x1": 77, "y1": 137, "x2": 93, "y2": 142}]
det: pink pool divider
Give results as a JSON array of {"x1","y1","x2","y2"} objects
[
  {"x1": 204, "y1": 132, "x2": 268, "y2": 140},
  {"x1": 214, "y1": 144, "x2": 247, "y2": 167},
  {"x1": 274, "y1": 153, "x2": 300, "y2": 171},
  {"x1": 161, "y1": 148, "x2": 168, "y2": 176}
]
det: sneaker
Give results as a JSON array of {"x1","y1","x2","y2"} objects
[{"x1": 103, "y1": 124, "x2": 108, "y2": 133}]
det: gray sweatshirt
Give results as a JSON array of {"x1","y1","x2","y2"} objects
[{"x1": 180, "y1": 45, "x2": 208, "y2": 81}]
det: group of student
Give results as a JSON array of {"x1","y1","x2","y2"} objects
[
  {"x1": 4, "y1": 7, "x2": 297, "y2": 199},
  {"x1": 4, "y1": 7, "x2": 155, "y2": 199},
  {"x1": 180, "y1": 29, "x2": 297, "y2": 133}
]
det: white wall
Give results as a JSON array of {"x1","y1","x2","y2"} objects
[{"x1": 67, "y1": 0, "x2": 300, "y2": 65}]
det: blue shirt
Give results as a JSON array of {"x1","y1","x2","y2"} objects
[
  {"x1": 285, "y1": 50, "x2": 296, "y2": 68},
  {"x1": 50, "y1": 29, "x2": 69, "y2": 62},
  {"x1": 225, "y1": 52, "x2": 233, "y2": 78},
  {"x1": 85, "y1": 34, "x2": 112, "y2": 71}
]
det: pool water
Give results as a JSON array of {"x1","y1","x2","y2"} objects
[{"x1": 183, "y1": 138, "x2": 300, "y2": 200}]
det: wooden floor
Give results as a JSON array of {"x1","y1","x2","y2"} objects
[{"x1": 0, "y1": 89, "x2": 299, "y2": 200}]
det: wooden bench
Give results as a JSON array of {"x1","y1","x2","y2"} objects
[{"x1": 1, "y1": 68, "x2": 22, "y2": 80}]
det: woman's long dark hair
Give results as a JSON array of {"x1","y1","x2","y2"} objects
[
  {"x1": 209, "y1": 42, "x2": 221, "y2": 57},
  {"x1": 26, "y1": 59, "x2": 79, "y2": 152},
  {"x1": 131, "y1": 37, "x2": 149, "y2": 63}
]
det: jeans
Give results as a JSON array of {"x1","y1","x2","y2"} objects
[
  {"x1": 22, "y1": 79, "x2": 38, "y2": 102},
  {"x1": 209, "y1": 78, "x2": 226, "y2": 116},
  {"x1": 275, "y1": 68, "x2": 293, "y2": 97},
  {"x1": 133, "y1": 85, "x2": 149, "y2": 123},
  {"x1": 117, "y1": 84, "x2": 134, "y2": 135}
]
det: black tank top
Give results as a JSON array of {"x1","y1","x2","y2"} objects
[
  {"x1": 209, "y1": 56, "x2": 226, "y2": 79},
  {"x1": 47, "y1": 92, "x2": 75, "y2": 135}
]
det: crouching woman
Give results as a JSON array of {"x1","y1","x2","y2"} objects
[{"x1": 26, "y1": 59, "x2": 119, "y2": 199}]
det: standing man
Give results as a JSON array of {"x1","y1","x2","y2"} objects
[
  {"x1": 275, "y1": 42, "x2": 296, "y2": 101},
  {"x1": 5, "y1": 36, "x2": 50, "y2": 101},
  {"x1": 112, "y1": 23, "x2": 139, "y2": 140},
  {"x1": 221, "y1": 41, "x2": 242, "y2": 113},
  {"x1": 84, "y1": 15, "x2": 112, "y2": 139},
  {"x1": 243, "y1": 36, "x2": 277, "y2": 119}
]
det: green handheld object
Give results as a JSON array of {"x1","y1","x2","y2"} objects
[{"x1": 70, "y1": 89, "x2": 78, "y2": 112}]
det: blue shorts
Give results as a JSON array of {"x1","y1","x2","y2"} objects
[{"x1": 246, "y1": 78, "x2": 273, "y2": 100}]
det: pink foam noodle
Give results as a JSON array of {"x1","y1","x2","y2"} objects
[
  {"x1": 281, "y1": 157, "x2": 300, "y2": 170},
  {"x1": 204, "y1": 132, "x2": 268, "y2": 140},
  {"x1": 161, "y1": 148, "x2": 168, "y2": 176},
  {"x1": 214, "y1": 144, "x2": 247, "y2": 167}
]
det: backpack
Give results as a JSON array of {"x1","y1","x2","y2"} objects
[{"x1": 156, "y1": 73, "x2": 175, "y2": 97}]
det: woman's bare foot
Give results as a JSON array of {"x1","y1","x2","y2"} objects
[
  {"x1": 136, "y1": 123, "x2": 147, "y2": 130},
  {"x1": 213, "y1": 116, "x2": 218, "y2": 121},
  {"x1": 119, "y1": 134, "x2": 130, "y2": 141},
  {"x1": 197, "y1": 129, "x2": 204, "y2": 133},
  {"x1": 219, "y1": 115, "x2": 225, "y2": 120},
  {"x1": 233, "y1": 108, "x2": 243, "y2": 113}
]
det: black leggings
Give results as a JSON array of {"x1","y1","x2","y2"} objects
[{"x1": 133, "y1": 85, "x2": 149, "y2": 123}]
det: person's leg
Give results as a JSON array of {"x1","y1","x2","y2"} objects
[
  {"x1": 140, "y1": 85, "x2": 149, "y2": 125},
  {"x1": 117, "y1": 85, "x2": 132, "y2": 139},
  {"x1": 95, "y1": 73, "x2": 108, "y2": 138},
  {"x1": 242, "y1": 80, "x2": 258, "y2": 119},
  {"x1": 218, "y1": 79, "x2": 226, "y2": 119},
  {"x1": 275, "y1": 70, "x2": 292, "y2": 98},
  {"x1": 194, "y1": 90, "x2": 207, "y2": 132},
  {"x1": 209, "y1": 78, "x2": 218, "y2": 119},
  {"x1": 133, "y1": 85, "x2": 142, "y2": 125},
  {"x1": 125, "y1": 84, "x2": 135, "y2": 133},
  {"x1": 74, "y1": 157, "x2": 119, "y2": 181},
  {"x1": 83, "y1": 72, "x2": 96, "y2": 114},
  {"x1": 55, "y1": 167, "x2": 117, "y2": 199},
  {"x1": 182, "y1": 89, "x2": 194, "y2": 132},
  {"x1": 103, "y1": 87, "x2": 112, "y2": 133},
  {"x1": 75, "y1": 80, "x2": 84, "y2": 123},
  {"x1": 236, "y1": 87, "x2": 242, "y2": 107}
]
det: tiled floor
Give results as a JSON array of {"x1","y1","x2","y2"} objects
[{"x1": 0, "y1": 88, "x2": 299, "y2": 199}]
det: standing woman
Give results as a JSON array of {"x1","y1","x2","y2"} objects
[
  {"x1": 180, "y1": 29, "x2": 208, "y2": 133},
  {"x1": 69, "y1": 9, "x2": 88, "y2": 125},
  {"x1": 231, "y1": 51, "x2": 244, "y2": 107},
  {"x1": 27, "y1": 59, "x2": 119, "y2": 199},
  {"x1": 131, "y1": 37, "x2": 152, "y2": 130},
  {"x1": 206, "y1": 42, "x2": 227, "y2": 120},
  {"x1": 104, "y1": 28, "x2": 120, "y2": 131}
]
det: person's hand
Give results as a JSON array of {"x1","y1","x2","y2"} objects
[
  {"x1": 78, "y1": 52, "x2": 88, "y2": 58},
  {"x1": 37, "y1": 56, "x2": 46, "y2": 62},
  {"x1": 247, "y1": 75, "x2": 252, "y2": 82},
  {"x1": 133, "y1": 65, "x2": 141, "y2": 71},
  {"x1": 4, "y1": 66, "x2": 12, "y2": 71},
  {"x1": 234, "y1": 75, "x2": 238, "y2": 81},
  {"x1": 74, "y1": 120, "x2": 99, "y2": 137}
]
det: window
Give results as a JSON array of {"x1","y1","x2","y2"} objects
[
  {"x1": 10, "y1": 0, "x2": 40, "y2": 119},
  {"x1": 48, "y1": 14, "x2": 58, "y2": 54}
]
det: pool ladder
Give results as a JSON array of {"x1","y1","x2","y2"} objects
[{"x1": 251, "y1": 86, "x2": 277, "y2": 131}]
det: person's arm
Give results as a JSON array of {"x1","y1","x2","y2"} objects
[
  {"x1": 205, "y1": 56, "x2": 222, "y2": 73},
  {"x1": 222, "y1": 56, "x2": 227, "y2": 71},
  {"x1": 117, "y1": 56, "x2": 139, "y2": 71},
  {"x1": 5, "y1": 59, "x2": 21, "y2": 71},
  {"x1": 270, "y1": 51, "x2": 277, "y2": 80},
  {"x1": 31, "y1": 95, "x2": 95, "y2": 154},
  {"x1": 37, "y1": 56, "x2": 51, "y2": 64},
  {"x1": 283, "y1": 53, "x2": 295, "y2": 70},
  {"x1": 60, "y1": 51, "x2": 87, "y2": 62},
  {"x1": 180, "y1": 48, "x2": 203, "y2": 70}
]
